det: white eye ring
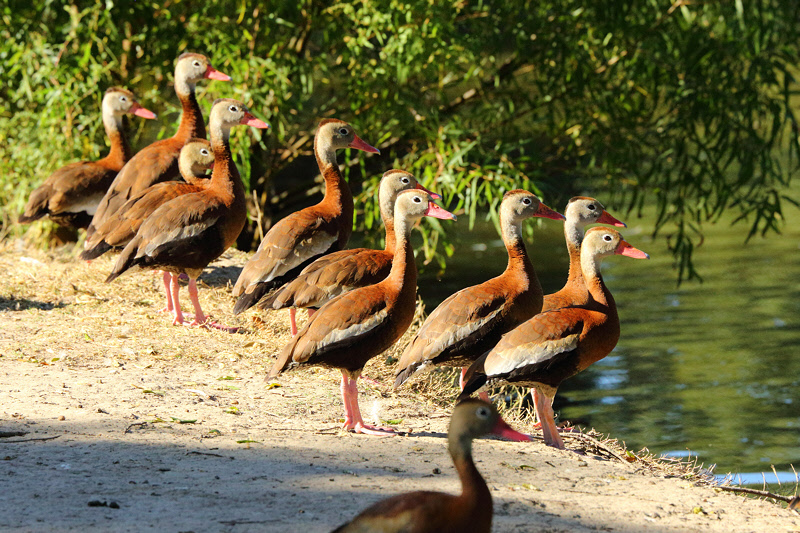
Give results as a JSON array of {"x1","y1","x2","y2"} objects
[
  {"x1": 401, "y1": 177, "x2": 410, "y2": 184},
  {"x1": 119, "y1": 96, "x2": 128, "y2": 102},
  {"x1": 588, "y1": 204, "x2": 596, "y2": 210},
  {"x1": 193, "y1": 60, "x2": 201, "y2": 67},
  {"x1": 475, "y1": 407, "x2": 490, "y2": 419},
  {"x1": 229, "y1": 105, "x2": 238, "y2": 113},
  {"x1": 603, "y1": 234, "x2": 613, "y2": 242},
  {"x1": 522, "y1": 197, "x2": 531, "y2": 205},
  {"x1": 413, "y1": 196, "x2": 422, "y2": 203},
  {"x1": 338, "y1": 127, "x2": 349, "y2": 135},
  {"x1": 200, "y1": 149, "x2": 209, "y2": 156}
]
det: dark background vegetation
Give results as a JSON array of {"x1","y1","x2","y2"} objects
[{"x1": 2, "y1": 0, "x2": 799, "y2": 280}]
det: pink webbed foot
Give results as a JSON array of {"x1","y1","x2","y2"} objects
[
  {"x1": 190, "y1": 317, "x2": 240, "y2": 333},
  {"x1": 349, "y1": 422, "x2": 398, "y2": 436}
]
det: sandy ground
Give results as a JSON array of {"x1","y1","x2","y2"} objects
[{"x1": 1, "y1": 244, "x2": 798, "y2": 532}]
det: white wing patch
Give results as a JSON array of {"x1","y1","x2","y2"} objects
[
  {"x1": 140, "y1": 218, "x2": 218, "y2": 258},
  {"x1": 259, "y1": 232, "x2": 337, "y2": 283},
  {"x1": 486, "y1": 333, "x2": 580, "y2": 376},
  {"x1": 315, "y1": 308, "x2": 388, "y2": 352},
  {"x1": 60, "y1": 193, "x2": 105, "y2": 215},
  {"x1": 424, "y1": 305, "x2": 503, "y2": 357}
]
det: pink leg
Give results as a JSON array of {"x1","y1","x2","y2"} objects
[
  {"x1": 533, "y1": 388, "x2": 564, "y2": 449},
  {"x1": 187, "y1": 279, "x2": 239, "y2": 333},
  {"x1": 340, "y1": 373, "x2": 397, "y2": 436},
  {"x1": 530, "y1": 389, "x2": 542, "y2": 429},
  {"x1": 289, "y1": 308, "x2": 298, "y2": 336},
  {"x1": 170, "y1": 274, "x2": 184, "y2": 326},
  {"x1": 307, "y1": 309, "x2": 316, "y2": 318},
  {"x1": 340, "y1": 370, "x2": 356, "y2": 429},
  {"x1": 160, "y1": 271, "x2": 174, "y2": 313}
]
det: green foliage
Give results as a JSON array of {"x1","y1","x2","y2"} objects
[{"x1": 2, "y1": 0, "x2": 798, "y2": 279}]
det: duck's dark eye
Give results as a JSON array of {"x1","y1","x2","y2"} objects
[
  {"x1": 119, "y1": 96, "x2": 128, "y2": 102},
  {"x1": 339, "y1": 127, "x2": 349, "y2": 135},
  {"x1": 588, "y1": 204, "x2": 596, "y2": 210},
  {"x1": 522, "y1": 197, "x2": 532, "y2": 205},
  {"x1": 200, "y1": 149, "x2": 209, "y2": 156},
  {"x1": 475, "y1": 407, "x2": 490, "y2": 419},
  {"x1": 603, "y1": 234, "x2": 613, "y2": 242},
  {"x1": 413, "y1": 196, "x2": 422, "y2": 203},
  {"x1": 401, "y1": 177, "x2": 410, "y2": 184},
  {"x1": 193, "y1": 60, "x2": 201, "y2": 68},
  {"x1": 229, "y1": 105, "x2": 238, "y2": 113}
]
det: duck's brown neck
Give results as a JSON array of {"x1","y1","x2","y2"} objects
[
  {"x1": 208, "y1": 122, "x2": 242, "y2": 204},
  {"x1": 382, "y1": 219, "x2": 397, "y2": 253},
  {"x1": 315, "y1": 134, "x2": 354, "y2": 241},
  {"x1": 173, "y1": 81, "x2": 206, "y2": 142},
  {"x1": 563, "y1": 219, "x2": 586, "y2": 290},
  {"x1": 580, "y1": 251, "x2": 615, "y2": 309},
  {"x1": 102, "y1": 113, "x2": 131, "y2": 169},
  {"x1": 385, "y1": 218, "x2": 417, "y2": 291},
  {"x1": 449, "y1": 438, "x2": 492, "y2": 525},
  {"x1": 500, "y1": 216, "x2": 539, "y2": 292}
]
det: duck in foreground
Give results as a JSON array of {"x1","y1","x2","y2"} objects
[
  {"x1": 460, "y1": 227, "x2": 649, "y2": 449},
  {"x1": 86, "y1": 53, "x2": 230, "y2": 240},
  {"x1": 19, "y1": 87, "x2": 156, "y2": 228},
  {"x1": 232, "y1": 118, "x2": 380, "y2": 332},
  {"x1": 105, "y1": 99, "x2": 269, "y2": 331},
  {"x1": 394, "y1": 190, "x2": 564, "y2": 391},
  {"x1": 257, "y1": 169, "x2": 440, "y2": 325},
  {"x1": 268, "y1": 190, "x2": 456, "y2": 436},
  {"x1": 332, "y1": 399, "x2": 530, "y2": 533}
]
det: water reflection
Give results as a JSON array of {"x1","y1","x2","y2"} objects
[{"x1": 415, "y1": 208, "x2": 800, "y2": 477}]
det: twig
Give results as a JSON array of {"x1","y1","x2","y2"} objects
[
  {"x1": 124, "y1": 422, "x2": 150, "y2": 434},
  {"x1": 718, "y1": 485, "x2": 794, "y2": 503},
  {"x1": 1, "y1": 435, "x2": 60, "y2": 443},
  {"x1": 186, "y1": 451, "x2": 228, "y2": 458}
]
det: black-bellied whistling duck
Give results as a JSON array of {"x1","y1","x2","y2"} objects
[
  {"x1": 86, "y1": 53, "x2": 230, "y2": 241},
  {"x1": 232, "y1": 119, "x2": 380, "y2": 320},
  {"x1": 460, "y1": 227, "x2": 650, "y2": 449},
  {"x1": 19, "y1": 87, "x2": 156, "y2": 228},
  {"x1": 268, "y1": 190, "x2": 456, "y2": 436},
  {"x1": 83, "y1": 138, "x2": 215, "y2": 313},
  {"x1": 105, "y1": 99, "x2": 269, "y2": 331},
  {"x1": 332, "y1": 399, "x2": 530, "y2": 533},
  {"x1": 542, "y1": 196, "x2": 626, "y2": 311},
  {"x1": 82, "y1": 138, "x2": 215, "y2": 260},
  {"x1": 257, "y1": 169, "x2": 440, "y2": 334},
  {"x1": 394, "y1": 190, "x2": 564, "y2": 390}
]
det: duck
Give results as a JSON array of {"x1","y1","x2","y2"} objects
[
  {"x1": 542, "y1": 196, "x2": 626, "y2": 311},
  {"x1": 86, "y1": 53, "x2": 230, "y2": 241},
  {"x1": 332, "y1": 399, "x2": 530, "y2": 533},
  {"x1": 104, "y1": 99, "x2": 269, "y2": 331},
  {"x1": 268, "y1": 190, "x2": 456, "y2": 436},
  {"x1": 83, "y1": 138, "x2": 215, "y2": 313},
  {"x1": 460, "y1": 227, "x2": 649, "y2": 449},
  {"x1": 81, "y1": 137, "x2": 215, "y2": 261},
  {"x1": 19, "y1": 87, "x2": 156, "y2": 228},
  {"x1": 256, "y1": 169, "x2": 440, "y2": 334},
  {"x1": 231, "y1": 119, "x2": 380, "y2": 323},
  {"x1": 394, "y1": 190, "x2": 564, "y2": 391}
]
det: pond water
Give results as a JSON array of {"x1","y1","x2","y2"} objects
[{"x1": 414, "y1": 202, "x2": 800, "y2": 481}]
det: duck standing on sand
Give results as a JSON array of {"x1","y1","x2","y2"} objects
[{"x1": 105, "y1": 99, "x2": 269, "y2": 331}]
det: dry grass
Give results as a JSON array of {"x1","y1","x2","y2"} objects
[{"x1": 0, "y1": 238, "x2": 760, "y2": 493}]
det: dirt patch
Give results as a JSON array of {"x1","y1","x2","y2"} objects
[{"x1": 1, "y1": 243, "x2": 798, "y2": 532}]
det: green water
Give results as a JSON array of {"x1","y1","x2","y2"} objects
[{"x1": 416, "y1": 207, "x2": 800, "y2": 477}]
